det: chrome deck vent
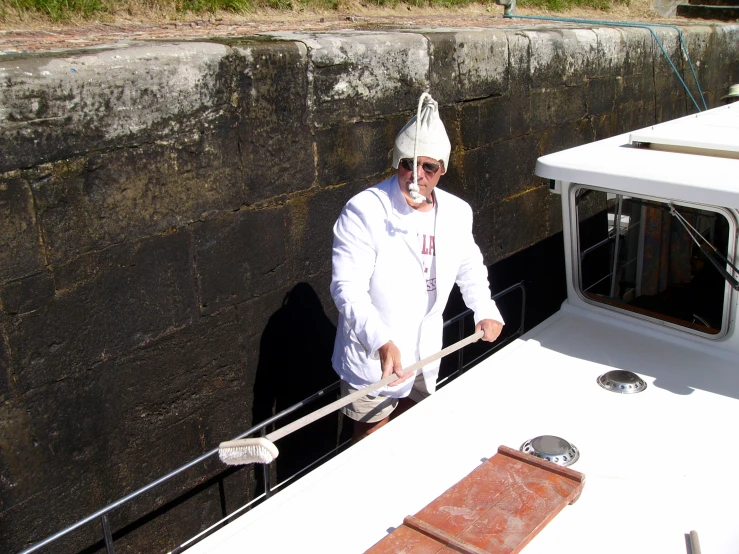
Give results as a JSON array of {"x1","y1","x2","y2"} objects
[
  {"x1": 520, "y1": 435, "x2": 580, "y2": 467},
  {"x1": 597, "y1": 370, "x2": 647, "y2": 394}
]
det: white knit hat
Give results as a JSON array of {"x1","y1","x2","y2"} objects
[{"x1": 392, "y1": 93, "x2": 451, "y2": 172}]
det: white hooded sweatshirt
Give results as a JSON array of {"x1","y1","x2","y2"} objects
[{"x1": 330, "y1": 175, "x2": 503, "y2": 398}]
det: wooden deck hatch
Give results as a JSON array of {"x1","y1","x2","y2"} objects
[{"x1": 365, "y1": 445, "x2": 585, "y2": 554}]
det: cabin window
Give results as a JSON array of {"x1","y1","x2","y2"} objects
[{"x1": 574, "y1": 186, "x2": 733, "y2": 336}]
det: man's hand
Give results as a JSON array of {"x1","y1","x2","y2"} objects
[
  {"x1": 378, "y1": 341, "x2": 413, "y2": 386},
  {"x1": 475, "y1": 319, "x2": 504, "y2": 342}
]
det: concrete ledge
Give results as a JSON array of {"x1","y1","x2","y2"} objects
[{"x1": 0, "y1": 43, "x2": 234, "y2": 173}]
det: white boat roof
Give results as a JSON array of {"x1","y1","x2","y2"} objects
[
  {"x1": 186, "y1": 304, "x2": 739, "y2": 553},
  {"x1": 535, "y1": 105, "x2": 739, "y2": 208}
]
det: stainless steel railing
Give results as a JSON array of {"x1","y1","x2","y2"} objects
[{"x1": 18, "y1": 281, "x2": 525, "y2": 554}]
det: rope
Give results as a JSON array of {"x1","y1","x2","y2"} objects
[
  {"x1": 669, "y1": 203, "x2": 739, "y2": 290},
  {"x1": 410, "y1": 92, "x2": 432, "y2": 203},
  {"x1": 670, "y1": 204, "x2": 739, "y2": 275},
  {"x1": 504, "y1": 15, "x2": 707, "y2": 112}
]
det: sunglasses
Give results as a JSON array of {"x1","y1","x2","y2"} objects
[{"x1": 399, "y1": 158, "x2": 442, "y2": 176}]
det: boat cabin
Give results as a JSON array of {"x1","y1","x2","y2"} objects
[
  {"x1": 542, "y1": 104, "x2": 739, "y2": 353},
  {"x1": 185, "y1": 105, "x2": 739, "y2": 553}
]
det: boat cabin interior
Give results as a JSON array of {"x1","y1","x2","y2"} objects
[{"x1": 576, "y1": 189, "x2": 730, "y2": 335}]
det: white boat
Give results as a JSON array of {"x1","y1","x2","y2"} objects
[{"x1": 183, "y1": 105, "x2": 739, "y2": 553}]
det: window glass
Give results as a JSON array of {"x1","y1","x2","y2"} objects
[{"x1": 575, "y1": 187, "x2": 731, "y2": 335}]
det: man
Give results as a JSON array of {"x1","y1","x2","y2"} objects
[
  {"x1": 722, "y1": 84, "x2": 739, "y2": 105},
  {"x1": 330, "y1": 93, "x2": 504, "y2": 442}
]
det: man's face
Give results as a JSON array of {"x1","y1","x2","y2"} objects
[{"x1": 397, "y1": 156, "x2": 446, "y2": 205}]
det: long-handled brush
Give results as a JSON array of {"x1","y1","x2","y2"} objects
[{"x1": 219, "y1": 330, "x2": 484, "y2": 466}]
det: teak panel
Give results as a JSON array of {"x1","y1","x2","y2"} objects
[{"x1": 366, "y1": 446, "x2": 585, "y2": 554}]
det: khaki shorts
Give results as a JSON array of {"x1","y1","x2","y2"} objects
[{"x1": 340, "y1": 372, "x2": 431, "y2": 423}]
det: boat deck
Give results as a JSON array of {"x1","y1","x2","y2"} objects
[{"x1": 187, "y1": 302, "x2": 739, "y2": 553}]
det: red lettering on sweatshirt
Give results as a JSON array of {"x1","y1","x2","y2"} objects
[{"x1": 421, "y1": 234, "x2": 435, "y2": 256}]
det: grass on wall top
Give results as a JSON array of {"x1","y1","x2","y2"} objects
[{"x1": 1, "y1": 0, "x2": 626, "y2": 22}]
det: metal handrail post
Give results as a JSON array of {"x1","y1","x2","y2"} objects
[
  {"x1": 457, "y1": 317, "x2": 464, "y2": 373},
  {"x1": 263, "y1": 464, "x2": 272, "y2": 499},
  {"x1": 518, "y1": 281, "x2": 526, "y2": 336},
  {"x1": 610, "y1": 196, "x2": 624, "y2": 298},
  {"x1": 101, "y1": 514, "x2": 115, "y2": 554}
]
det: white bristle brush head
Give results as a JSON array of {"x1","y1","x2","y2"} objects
[{"x1": 218, "y1": 437, "x2": 279, "y2": 466}]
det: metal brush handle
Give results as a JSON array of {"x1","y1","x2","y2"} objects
[{"x1": 267, "y1": 330, "x2": 484, "y2": 442}]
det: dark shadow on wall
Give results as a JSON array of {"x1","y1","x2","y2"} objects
[{"x1": 251, "y1": 282, "x2": 343, "y2": 490}]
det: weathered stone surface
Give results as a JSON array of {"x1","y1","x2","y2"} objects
[
  {"x1": 525, "y1": 30, "x2": 570, "y2": 89},
  {"x1": 0, "y1": 172, "x2": 45, "y2": 284},
  {"x1": 426, "y1": 30, "x2": 508, "y2": 104},
  {"x1": 0, "y1": 366, "x2": 126, "y2": 512},
  {"x1": 538, "y1": 119, "x2": 594, "y2": 159},
  {"x1": 652, "y1": 27, "x2": 683, "y2": 78},
  {"x1": 680, "y1": 25, "x2": 721, "y2": 109},
  {"x1": 6, "y1": 230, "x2": 198, "y2": 394},
  {"x1": 590, "y1": 112, "x2": 620, "y2": 142},
  {"x1": 194, "y1": 206, "x2": 288, "y2": 315},
  {"x1": 655, "y1": 73, "x2": 690, "y2": 123},
  {"x1": 0, "y1": 316, "x2": 10, "y2": 401},
  {"x1": 472, "y1": 203, "x2": 496, "y2": 265},
  {"x1": 287, "y1": 179, "x2": 371, "y2": 279},
  {"x1": 281, "y1": 31, "x2": 429, "y2": 128},
  {"x1": 529, "y1": 84, "x2": 588, "y2": 132},
  {"x1": 32, "y1": 132, "x2": 242, "y2": 265},
  {"x1": 439, "y1": 150, "x2": 473, "y2": 205},
  {"x1": 507, "y1": 31, "x2": 531, "y2": 84},
  {"x1": 0, "y1": 271, "x2": 54, "y2": 315},
  {"x1": 560, "y1": 29, "x2": 600, "y2": 86},
  {"x1": 0, "y1": 410, "x2": 246, "y2": 554},
  {"x1": 1, "y1": 310, "x2": 250, "y2": 553},
  {"x1": 725, "y1": 26, "x2": 739, "y2": 85},
  {"x1": 316, "y1": 117, "x2": 404, "y2": 186},
  {"x1": 464, "y1": 134, "x2": 541, "y2": 209},
  {"x1": 459, "y1": 92, "x2": 530, "y2": 151},
  {"x1": 0, "y1": 43, "x2": 235, "y2": 174},
  {"x1": 114, "y1": 310, "x2": 244, "y2": 460},
  {"x1": 651, "y1": 27, "x2": 692, "y2": 121},
  {"x1": 611, "y1": 72, "x2": 657, "y2": 134},
  {"x1": 619, "y1": 27, "x2": 654, "y2": 78},
  {"x1": 590, "y1": 28, "x2": 627, "y2": 79},
  {"x1": 491, "y1": 184, "x2": 558, "y2": 263},
  {"x1": 236, "y1": 285, "x2": 291, "y2": 343},
  {"x1": 587, "y1": 77, "x2": 617, "y2": 116},
  {"x1": 235, "y1": 42, "x2": 315, "y2": 201},
  {"x1": 0, "y1": 472, "x2": 105, "y2": 554}
]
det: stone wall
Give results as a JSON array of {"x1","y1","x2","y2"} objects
[{"x1": 1, "y1": 23, "x2": 738, "y2": 553}]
